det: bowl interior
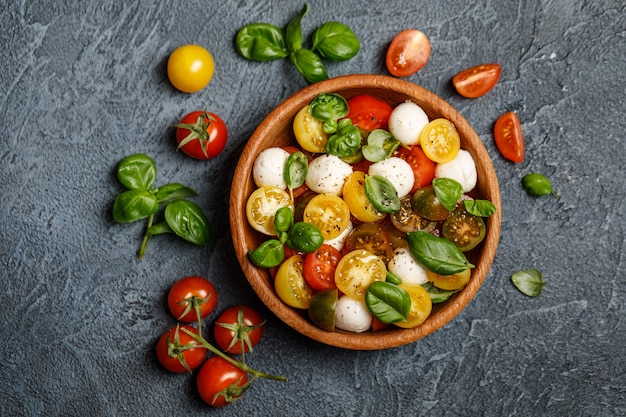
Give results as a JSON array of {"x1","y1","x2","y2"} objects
[{"x1": 229, "y1": 74, "x2": 501, "y2": 350}]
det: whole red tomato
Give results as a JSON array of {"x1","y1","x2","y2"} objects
[
  {"x1": 167, "y1": 275, "x2": 218, "y2": 322},
  {"x1": 197, "y1": 356, "x2": 249, "y2": 407},
  {"x1": 213, "y1": 306, "x2": 265, "y2": 355},
  {"x1": 175, "y1": 111, "x2": 227, "y2": 160},
  {"x1": 156, "y1": 325, "x2": 206, "y2": 373}
]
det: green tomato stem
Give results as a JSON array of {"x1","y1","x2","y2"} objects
[{"x1": 138, "y1": 213, "x2": 154, "y2": 260}]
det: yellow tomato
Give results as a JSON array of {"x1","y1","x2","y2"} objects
[
  {"x1": 302, "y1": 193, "x2": 351, "y2": 240},
  {"x1": 275, "y1": 255, "x2": 313, "y2": 309},
  {"x1": 245, "y1": 186, "x2": 293, "y2": 236},
  {"x1": 167, "y1": 44, "x2": 215, "y2": 93},
  {"x1": 419, "y1": 118, "x2": 461, "y2": 163},
  {"x1": 394, "y1": 283, "x2": 432, "y2": 328},
  {"x1": 426, "y1": 267, "x2": 471, "y2": 291},
  {"x1": 335, "y1": 249, "x2": 386, "y2": 302},
  {"x1": 342, "y1": 171, "x2": 386, "y2": 223},
  {"x1": 293, "y1": 105, "x2": 328, "y2": 153}
]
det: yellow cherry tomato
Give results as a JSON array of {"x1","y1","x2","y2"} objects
[
  {"x1": 167, "y1": 44, "x2": 215, "y2": 93},
  {"x1": 342, "y1": 171, "x2": 386, "y2": 223},
  {"x1": 302, "y1": 193, "x2": 351, "y2": 240},
  {"x1": 426, "y1": 267, "x2": 471, "y2": 291},
  {"x1": 245, "y1": 186, "x2": 293, "y2": 236},
  {"x1": 419, "y1": 118, "x2": 461, "y2": 163},
  {"x1": 293, "y1": 105, "x2": 328, "y2": 153},
  {"x1": 335, "y1": 249, "x2": 386, "y2": 302},
  {"x1": 275, "y1": 255, "x2": 313, "y2": 309},
  {"x1": 394, "y1": 283, "x2": 432, "y2": 328}
]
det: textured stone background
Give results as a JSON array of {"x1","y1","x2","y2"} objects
[{"x1": 1, "y1": 0, "x2": 624, "y2": 416}]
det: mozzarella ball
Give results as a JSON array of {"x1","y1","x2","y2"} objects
[
  {"x1": 305, "y1": 154, "x2": 353, "y2": 195},
  {"x1": 389, "y1": 102, "x2": 430, "y2": 146},
  {"x1": 335, "y1": 295, "x2": 372, "y2": 333},
  {"x1": 434, "y1": 149, "x2": 477, "y2": 193},
  {"x1": 388, "y1": 247, "x2": 429, "y2": 285},
  {"x1": 253, "y1": 147, "x2": 290, "y2": 188},
  {"x1": 324, "y1": 221, "x2": 353, "y2": 251},
  {"x1": 368, "y1": 157, "x2": 415, "y2": 198}
]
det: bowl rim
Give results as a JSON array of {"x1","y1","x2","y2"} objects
[{"x1": 229, "y1": 74, "x2": 502, "y2": 350}]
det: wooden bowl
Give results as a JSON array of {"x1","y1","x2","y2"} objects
[{"x1": 229, "y1": 74, "x2": 501, "y2": 350}]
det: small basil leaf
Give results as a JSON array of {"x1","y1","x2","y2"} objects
[
  {"x1": 421, "y1": 282, "x2": 460, "y2": 304},
  {"x1": 249, "y1": 239, "x2": 285, "y2": 268},
  {"x1": 324, "y1": 118, "x2": 362, "y2": 157},
  {"x1": 235, "y1": 23, "x2": 288, "y2": 62},
  {"x1": 286, "y1": 222, "x2": 324, "y2": 253},
  {"x1": 154, "y1": 183, "x2": 198, "y2": 204},
  {"x1": 164, "y1": 200, "x2": 210, "y2": 245},
  {"x1": 463, "y1": 199, "x2": 497, "y2": 217},
  {"x1": 511, "y1": 269, "x2": 545, "y2": 297},
  {"x1": 432, "y1": 178, "x2": 464, "y2": 212},
  {"x1": 407, "y1": 231, "x2": 474, "y2": 275},
  {"x1": 310, "y1": 93, "x2": 349, "y2": 134},
  {"x1": 364, "y1": 175, "x2": 401, "y2": 213},
  {"x1": 274, "y1": 206, "x2": 294, "y2": 234},
  {"x1": 290, "y1": 48, "x2": 328, "y2": 84},
  {"x1": 112, "y1": 189, "x2": 159, "y2": 223},
  {"x1": 285, "y1": 3, "x2": 308, "y2": 53},
  {"x1": 117, "y1": 154, "x2": 156, "y2": 190},
  {"x1": 362, "y1": 129, "x2": 400, "y2": 162},
  {"x1": 522, "y1": 173, "x2": 559, "y2": 198},
  {"x1": 312, "y1": 21, "x2": 360, "y2": 61},
  {"x1": 284, "y1": 152, "x2": 308, "y2": 195},
  {"x1": 365, "y1": 281, "x2": 411, "y2": 324},
  {"x1": 386, "y1": 270, "x2": 402, "y2": 285}
]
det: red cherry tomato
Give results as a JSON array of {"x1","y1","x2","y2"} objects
[
  {"x1": 452, "y1": 64, "x2": 501, "y2": 98},
  {"x1": 175, "y1": 111, "x2": 227, "y2": 160},
  {"x1": 386, "y1": 29, "x2": 431, "y2": 77},
  {"x1": 213, "y1": 306, "x2": 265, "y2": 355},
  {"x1": 395, "y1": 145, "x2": 435, "y2": 193},
  {"x1": 167, "y1": 275, "x2": 218, "y2": 322},
  {"x1": 494, "y1": 111, "x2": 525, "y2": 163},
  {"x1": 346, "y1": 95, "x2": 393, "y2": 131},
  {"x1": 196, "y1": 356, "x2": 249, "y2": 407},
  {"x1": 303, "y1": 244, "x2": 341, "y2": 291},
  {"x1": 156, "y1": 325, "x2": 206, "y2": 373}
]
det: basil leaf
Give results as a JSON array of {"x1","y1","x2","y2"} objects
[
  {"x1": 432, "y1": 177, "x2": 464, "y2": 212},
  {"x1": 324, "y1": 118, "x2": 361, "y2": 157},
  {"x1": 511, "y1": 269, "x2": 545, "y2": 297},
  {"x1": 117, "y1": 154, "x2": 156, "y2": 190},
  {"x1": 386, "y1": 270, "x2": 402, "y2": 285},
  {"x1": 164, "y1": 200, "x2": 210, "y2": 245},
  {"x1": 365, "y1": 281, "x2": 411, "y2": 324},
  {"x1": 284, "y1": 152, "x2": 308, "y2": 195},
  {"x1": 285, "y1": 3, "x2": 308, "y2": 53},
  {"x1": 463, "y1": 199, "x2": 497, "y2": 217},
  {"x1": 290, "y1": 48, "x2": 328, "y2": 84},
  {"x1": 249, "y1": 239, "x2": 285, "y2": 268},
  {"x1": 112, "y1": 189, "x2": 159, "y2": 223},
  {"x1": 364, "y1": 175, "x2": 401, "y2": 213},
  {"x1": 407, "y1": 231, "x2": 474, "y2": 275},
  {"x1": 309, "y1": 93, "x2": 349, "y2": 134},
  {"x1": 274, "y1": 206, "x2": 294, "y2": 234},
  {"x1": 154, "y1": 183, "x2": 198, "y2": 204},
  {"x1": 522, "y1": 173, "x2": 559, "y2": 198},
  {"x1": 312, "y1": 21, "x2": 360, "y2": 61},
  {"x1": 421, "y1": 282, "x2": 460, "y2": 304},
  {"x1": 235, "y1": 23, "x2": 288, "y2": 62},
  {"x1": 362, "y1": 129, "x2": 400, "y2": 162},
  {"x1": 286, "y1": 222, "x2": 323, "y2": 253}
]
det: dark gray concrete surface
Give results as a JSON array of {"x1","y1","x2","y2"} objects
[{"x1": 1, "y1": 1, "x2": 624, "y2": 416}]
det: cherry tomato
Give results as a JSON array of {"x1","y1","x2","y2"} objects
[
  {"x1": 342, "y1": 222, "x2": 394, "y2": 264},
  {"x1": 214, "y1": 306, "x2": 264, "y2": 355},
  {"x1": 246, "y1": 186, "x2": 293, "y2": 236},
  {"x1": 308, "y1": 288, "x2": 338, "y2": 331},
  {"x1": 156, "y1": 325, "x2": 206, "y2": 373},
  {"x1": 175, "y1": 111, "x2": 228, "y2": 160},
  {"x1": 419, "y1": 118, "x2": 461, "y2": 164},
  {"x1": 335, "y1": 249, "x2": 386, "y2": 302},
  {"x1": 390, "y1": 195, "x2": 437, "y2": 234},
  {"x1": 302, "y1": 193, "x2": 351, "y2": 241},
  {"x1": 275, "y1": 255, "x2": 313, "y2": 309},
  {"x1": 197, "y1": 356, "x2": 249, "y2": 407},
  {"x1": 303, "y1": 244, "x2": 341, "y2": 291},
  {"x1": 346, "y1": 95, "x2": 393, "y2": 131},
  {"x1": 371, "y1": 316, "x2": 390, "y2": 332},
  {"x1": 395, "y1": 145, "x2": 435, "y2": 193},
  {"x1": 386, "y1": 29, "x2": 431, "y2": 77},
  {"x1": 167, "y1": 44, "x2": 215, "y2": 93},
  {"x1": 411, "y1": 185, "x2": 451, "y2": 221},
  {"x1": 394, "y1": 284, "x2": 432, "y2": 328},
  {"x1": 426, "y1": 267, "x2": 471, "y2": 291},
  {"x1": 442, "y1": 210, "x2": 486, "y2": 252},
  {"x1": 342, "y1": 171, "x2": 386, "y2": 223},
  {"x1": 293, "y1": 105, "x2": 328, "y2": 153},
  {"x1": 167, "y1": 275, "x2": 218, "y2": 322},
  {"x1": 452, "y1": 63, "x2": 501, "y2": 99},
  {"x1": 494, "y1": 111, "x2": 525, "y2": 163}
]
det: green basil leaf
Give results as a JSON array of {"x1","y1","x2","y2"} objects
[
  {"x1": 290, "y1": 48, "x2": 328, "y2": 84},
  {"x1": 362, "y1": 129, "x2": 400, "y2": 162},
  {"x1": 274, "y1": 206, "x2": 294, "y2": 234},
  {"x1": 164, "y1": 200, "x2": 210, "y2": 245},
  {"x1": 463, "y1": 199, "x2": 497, "y2": 217},
  {"x1": 365, "y1": 281, "x2": 411, "y2": 324},
  {"x1": 324, "y1": 118, "x2": 361, "y2": 157},
  {"x1": 432, "y1": 178, "x2": 464, "y2": 212},
  {"x1": 364, "y1": 175, "x2": 401, "y2": 213},
  {"x1": 284, "y1": 151, "x2": 308, "y2": 196},
  {"x1": 117, "y1": 154, "x2": 156, "y2": 190},
  {"x1": 154, "y1": 183, "x2": 198, "y2": 204},
  {"x1": 286, "y1": 222, "x2": 323, "y2": 253},
  {"x1": 235, "y1": 23, "x2": 288, "y2": 62},
  {"x1": 522, "y1": 173, "x2": 559, "y2": 198},
  {"x1": 511, "y1": 269, "x2": 545, "y2": 297},
  {"x1": 285, "y1": 3, "x2": 308, "y2": 53},
  {"x1": 312, "y1": 21, "x2": 360, "y2": 61},
  {"x1": 421, "y1": 282, "x2": 460, "y2": 304},
  {"x1": 407, "y1": 231, "x2": 474, "y2": 275},
  {"x1": 385, "y1": 270, "x2": 402, "y2": 285},
  {"x1": 310, "y1": 93, "x2": 349, "y2": 134},
  {"x1": 112, "y1": 189, "x2": 159, "y2": 223},
  {"x1": 248, "y1": 239, "x2": 285, "y2": 268}
]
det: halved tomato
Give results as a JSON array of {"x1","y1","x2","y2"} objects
[
  {"x1": 303, "y1": 244, "x2": 341, "y2": 291},
  {"x1": 246, "y1": 186, "x2": 293, "y2": 236},
  {"x1": 390, "y1": 195, "x2": 437, "y2": 234},
  {"x1": 452, "y1": 63, "x2": 501, "y2": 99},
  {"x1": 302, "y1": 194, "x2": 351, "y2": 240},
  {"x1": 442, "y1": 210, "x2": 486, "y2": 251},
  {"x1": 386, "y1": 29, "x2": 431, "y2": 77},
  {"x1": 494, "y1": 111, "x2": 525, "y2": 163},
  {"x1": 335, "y1": 249, "x2": 386, "y2": 302},
  {"x1": 346, "y1": 95, "x2": 393, "y2": 131},
  {"x1": 342, "y1": 171, "x2": 386, "y2": 223},
  {"x1": 275, "y1": 255, "x2": 313, "y2": 309},
  {"x1": 419, "y1": 118, "x2": 461, "y2": 164},
  {"x1": 342, "y1": 222, "x2": 394, "y2": 264},
  {"x1": 395, "y1": 145, "x2": 435, "y2": 193},
  {"x1": 293, "y1": 105, "x2": 328, "y2": 153},
  {"x1": 394, "y1": 284, "x2": 432, "y2": 328},
  {"x1": 426, "y1": 267, "x2": 471, "y2": 291}
]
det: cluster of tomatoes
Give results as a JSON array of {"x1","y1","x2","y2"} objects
[{"x1": 155, "y1": 275, "x2": 285, "y2": 407}]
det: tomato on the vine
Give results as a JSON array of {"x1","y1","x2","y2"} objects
[
  {"x1": 494, "y1": 111, "x2": 525, "y2": 163},
  {"x1": 156, "y1": 325, "x2": 206, "y2": 373},
  {"x1": 395, "y1": 145, "x2": 435, "y2": 193},
  {"x1": 303, "y1": 244, "x2": 341, "y2": 291},
  {"x1": 167, "y1": 275, "x2": 218, "y2": 322},
  {"x1": 346, "y1": 95, "x2": 393, "y2": 131},
  {"x1": 214, "y1": 306, "x2": 265, "y2": 355},
  {"x1": 167, "y1": 44, "x2": 215, "y2": 93},
  {"x1": 452, "y1": 63, "x2": 501, "y2": 99},
  {"x1": 175, "y1": 111, "x2": 228, "y2": 160},
  {"x1": 197, "y1": 356, "x2": 249, "y2": 407},
  {"x1": 386, "y1": 29, "x2": 431, "y2": 77}
]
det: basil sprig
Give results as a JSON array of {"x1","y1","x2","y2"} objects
[
  {"x1": 324, "y1": 119, "x2": 362, "y2": 157},
  {"x1": 112, "y1": 154, "x2": 210, "y2": 260},
  {"x1": 364, "y1": 175, "x2": 401, "y2": 213},
  {"x1": 432, "y1": 177, "x2": 464, "y2": 212},
  {"x1": 407, "y1": 231, "x2": 474, "y2": 275},
  {"x1": 309, "y1": 93, "x2": 349, "y2": 134},
  {"x1": 365, "y1": 281, "x2": 411, "y2": 324},
  {"x1": 511, "y1": 269, "x2": 545, "y2": 297}
]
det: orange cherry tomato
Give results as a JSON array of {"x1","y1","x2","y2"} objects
[
  {"x1": 494, "y1": 111, "x2": 525, "y2": 163},
  {"x1": 452, "y1": 64, "x2": 501, "y2": 98},
  {"x1": 386, "y1": 29, "x2": 431, "y2": 77}
]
